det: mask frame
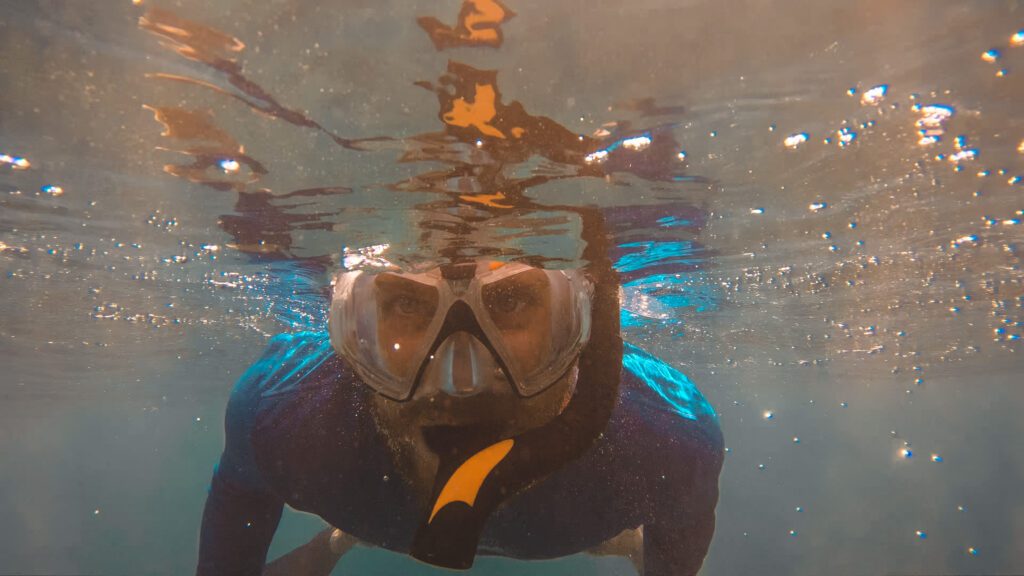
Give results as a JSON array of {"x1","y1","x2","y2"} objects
[{"x1": 329, "y1": 261, "x2": 593, "y2": 401}]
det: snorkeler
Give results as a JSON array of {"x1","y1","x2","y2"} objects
[{"x1": 195, "y1": 211, "x2": 723, "y2": 575}]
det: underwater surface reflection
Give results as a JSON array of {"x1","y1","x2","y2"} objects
[{"x1": 1, "y1": 0, "x2": 1022, "y2": 574}]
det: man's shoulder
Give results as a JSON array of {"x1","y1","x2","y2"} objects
[
  {"x1": 620, "y1": 342, "x2": 718, "y2": 424},
  {"x1": 232, "y1": 331, "x2": 337, "y2": 400}
]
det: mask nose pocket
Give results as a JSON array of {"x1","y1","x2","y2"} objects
[{"x1": 424, "y1": 332, "x2": 499, "y2": 397}]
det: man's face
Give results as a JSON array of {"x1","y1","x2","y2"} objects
[{"x1": 373, "y1": 267, "x2": 555, "y2": 393}]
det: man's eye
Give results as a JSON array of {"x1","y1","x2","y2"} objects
[
  {"x1": 394, "y1": 296, "x2": 432, "y2": 316},
  {"x1": 491, "y1": 289, "x2": 533, "y2": 314}
]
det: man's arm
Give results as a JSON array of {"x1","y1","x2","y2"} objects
[
  {"x1": 196, "y1": 468, "x2": 284, "y2": 576},
  {"x1": 643, "y1": 465, "x2": 719, "y2": 575},
  {"x1": 195, "y1": 336, "x2": 302, "y2": 576}
]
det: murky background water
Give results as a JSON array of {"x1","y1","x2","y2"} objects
[{"x1": 2, "y1": 1, "x2": 1023, "y2": 574}]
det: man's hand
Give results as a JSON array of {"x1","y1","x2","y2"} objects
[{"x1": 263, "y1": 527, "x2": 359, "y2": 576}]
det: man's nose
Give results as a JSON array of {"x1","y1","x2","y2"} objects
[{"x1": 419, "y1": 331, "x2": 500, "y2": 397}]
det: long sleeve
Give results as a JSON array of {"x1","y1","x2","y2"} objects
[
  {"x1": 642, "y1": 460, "x2": 720, "y2": 576},
  {"x1": 196, "y1": 468, "x2": 284, "y2": 576},
  {"x1": 195, "y1": 335, "x2": 306, "y2": 576}
]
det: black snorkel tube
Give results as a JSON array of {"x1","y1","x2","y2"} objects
[{"x1": 410, "y1": 207, "x2": 623, "y2": 569}]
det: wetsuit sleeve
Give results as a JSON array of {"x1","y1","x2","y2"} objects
[
  {"x1": 196, "y1": 470, "x2": 283, "y2": 576},
  {"x1": 196, "y1": 339, "x2": 289, "y2": 576},
  {"x1": 642, "y1": 435, "x2": 722, "y2": 576},
  {"x1": 621, "y1": 343, "x2": 724, "y2": 575}
]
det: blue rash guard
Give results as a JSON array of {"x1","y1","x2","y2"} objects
[{"x1": 196, "y1": 331, "x2": 723, "y2": 576}]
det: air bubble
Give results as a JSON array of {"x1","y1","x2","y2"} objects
[
  {"x1": 218, "y1": 159, "x2": 241, "y2": 173},
  {"x1": 861, "y1": 85, "x2": 887, "y2": 106},
  {"x1": 784, "y1": 133, "x2": 809, "y2": 148}
]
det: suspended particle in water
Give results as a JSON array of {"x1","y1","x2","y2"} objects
[
  {"x1": 916, "y1": 530, "x2": 927, "y2": 539},
  {"x1": 931, "y1": 454, "x2": 943, "y2": 462},
  {"x1": 968, "y1": 547, "x2": 979, "y2": 556},
  {"x1": 789, "y1": 530, "x2": 798, "y2": 537},
  {"x1": 847, "y1": 87, "x2": 858, "y2": 96},
  {"x1": 792, "y1": 437, "x2": 800, "y2": 444},
  {"x1": 1013, "y1": 30, "x2": 1024, "y2": 46},
  {"x1": 981, "y1": 49, "x2": 1000, "y2": 63},
  {"x1": 763, "y1": 410, "x2": 775, "y2": 420},
  {"x1": 840, "y1": 402, "x2": 848, "y2": 408},
  {"x1": 784, "y1": 132, "x2": 809, "y2": 148},
  {"x1": 861, "y1": 85, "x2": 888, "y2": 106},
  {"x1": 795, "y1": 506, "x2": 803, "y2": 512},
  {"x1": 901, "y1": 448, "x2": 913, "y2": 459},
  {"x1": 40, "y1": 185, "x2": 64, "y2": 196},
  {"x1": 757, "y1": 463, "x2": 766, "y2": 470},
  {"x1": 750, "y1": 207, "x2": 765, "y2": 215},
  {"x1": 809, "y1": 202, "x2": 828, "y2": 211},
  {"x1": 677, "y1": 150, "x2": 687, "y2": 161}
]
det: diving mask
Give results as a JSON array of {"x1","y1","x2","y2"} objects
[{"x1": 328, "y1": 261, "x2": 593, "y2": 401}]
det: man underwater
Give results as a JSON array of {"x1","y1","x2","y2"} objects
[{"x1": 196, "y1": 241, "x2": 723, "y2": 575}]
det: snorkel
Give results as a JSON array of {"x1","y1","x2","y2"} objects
[{"x1": 407, "y1": 207, "x2": 622, "y2": 569}]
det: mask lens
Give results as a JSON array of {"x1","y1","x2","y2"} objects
[
  {"x1": 374, "y1": 274, "x2": 440, "y2": 381},
  {"x1": 481, "y1": 269, "x2": 553, "y2": 380}
]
